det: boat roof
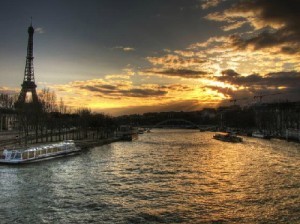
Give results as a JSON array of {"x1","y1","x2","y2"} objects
[{"x1": 4, "y1": 140, "x2": 75, "y2": 153}]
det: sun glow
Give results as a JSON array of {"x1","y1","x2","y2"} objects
[
  {"x1": 25, "y1": 92, "x2": 33, "y2": 103},
  {"x1": 202, "y1": 79, "x2": 238, "y2": 90}
]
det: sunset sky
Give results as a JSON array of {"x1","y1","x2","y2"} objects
[{"x1": 0, "y1": 0, "x2": 299, "y2": 115}]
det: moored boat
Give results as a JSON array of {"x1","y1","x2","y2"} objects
[
  {"x1": 213, "y1": 133, "x2": 243, "y2": 143},
  {"x1": 116, "y1": 125, "x2": 138, "y2": 141},
  {"x1": 0, "y1": 140, "x2": 81, "y2": 164},
  {"x1": 252, "y1": 131, "x2": 271, "y2": 139},
  {"x1": 138, "y1": 128, "x2": 145, "y2": 134}
]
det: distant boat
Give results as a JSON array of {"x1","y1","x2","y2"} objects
[
  {"x1": 116, "y1": 125, "x2": 138, "y2": 141},
  {"x1": 213, "y1": 133, "x2": 243, "y2": 143},
  {"x1": 138, "y1": 128, "x2": 145, "y2": 134},
  {"x1": 0, "y1": 140, "x2": 81, "y2": 164},
  {"x1": 252, "y1": 131, "x2": 271, "y2": 139}
]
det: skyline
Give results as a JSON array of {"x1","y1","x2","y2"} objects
[{"x1": 0, "y1": 0, "x2": 300, "y2": 115}]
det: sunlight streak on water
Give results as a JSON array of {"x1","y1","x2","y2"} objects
[{"x1": 1, "y1": 129, "x2": 300, "y2": 223}]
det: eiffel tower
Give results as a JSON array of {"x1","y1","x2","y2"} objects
[{"x1": 16, "y1": 22, "x2": 39, "y2": 106}]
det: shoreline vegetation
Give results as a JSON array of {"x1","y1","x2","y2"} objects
[{"x1": 0, "y1": 89, "x2": 118, "y2": 151}]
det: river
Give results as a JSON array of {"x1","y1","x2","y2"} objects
[{"x1": 1, "y1": 129, "x2": 300, "y2": 223}]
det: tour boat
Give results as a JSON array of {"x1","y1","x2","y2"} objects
[
  {"x1": 0, "y1": 140, "x2": 81, "y2": 164},
  {"x1": 213, "y1": 133, "x2": 243, "y2": 143}
]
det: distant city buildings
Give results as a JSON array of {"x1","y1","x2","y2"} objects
[
  {"x1": 0, "y1": 109, "x2": 16, "y2": 131},
  {"x1": 254, "y1": 102, "x2": 300, "y2": 139},
  {"x1": 115, "y1": 102, "x2": 300, "y2": 141}
]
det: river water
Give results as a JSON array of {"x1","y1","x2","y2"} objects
[{"x1": 1, "y1": 129, "x2": 300, "y2": 223}]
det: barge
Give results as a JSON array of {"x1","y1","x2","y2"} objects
[
  {"x1": 213, "y1": 133, "x2": 243, "y2": 143},
  {"x1": 0, "y1": 140, "x2": 81, "y2": 164}
]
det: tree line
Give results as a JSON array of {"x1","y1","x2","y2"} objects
[{"x1": 0, "y1": 89, "x2": 116, "y2": 146}]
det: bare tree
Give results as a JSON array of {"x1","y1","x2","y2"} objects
[
  {"x1": 39, "y1": 88, "x2": 58, "y2": 113},
  {"x1": 0, "y1": 93, "x2": 17, "y2": 109}
]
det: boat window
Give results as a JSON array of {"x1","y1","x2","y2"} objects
[
  {"x1": 15, "y1": 152, "x2": 21, "y2": 159},
  {"x1": 11, "y1": 152, "x2": 16, "y2": 159}
]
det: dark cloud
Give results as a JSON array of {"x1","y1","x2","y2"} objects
[
  {"x1": 144, "y1": 68, "x2": 209, "y2": 79},
  {"x1": 226, "y1": 0, "x2": 300, "y2": 54},
  {"x1": 217, "y1": 70, "x2": 300, "y2": 88},
  {"x1": 221, "y1": 69, "x2": 240, "y2": 77},
  {"x1": 207, "y1": 84, "x2": 300, "y2": 105},
  {"x1": 100, "y1": 85, "x2": 117, "y2": 90},
  {"x1": 119, "y1": 88, "x2": 167, "y2": 98},
  {"x1": 211, "y1": 70, "x2": 300, "y2": 103},
  {"x1": 161, "y1": 84, "x2": 194, "y2": 91},
  {"x1": 79, "y1": 84, "x2": 167, "y2": 98},
  {"x1": 217, "y1": 73, "x2": 262, "y2": 86},
  {"x1": 206, "y1": 85, "x2": 254, "y2": 99},
  {"x1": 79, "y1": 85, "x2": 117, "y2": 94}
]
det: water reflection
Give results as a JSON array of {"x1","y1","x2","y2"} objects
[{"x1": 1, "y1": 129, "x2": 299, "y2": 223}]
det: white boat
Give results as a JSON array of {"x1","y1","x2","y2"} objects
[
  {"x1": 252, "y1": 131, "x2": 271, "y2": 139},
  {"x1": 0, "y1": 140, "x2": 81, "y2": 164}
]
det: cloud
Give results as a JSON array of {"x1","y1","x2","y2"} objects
[
  {"x1": 208, "y1": 69, "x2": 300, "y2": 103},
  {"x1": 0, "y1": 87, "x2": 18, "y2": 95},
  {"x1": 221, "y1": 69, "x2": 240, "y2": 77},
  {"x1": 35, "y1": 27, "x2": 45, "y2": 34},
  {"x1": 105, "y1": 68, "x2": 135, "y2": 80},
  {"x1": 222, "y1": 20, "x2": 247, "y2": 31},
  {"x1": 217, "y1": 70, "x2": 300, "y2": 89},
  {"x1": 54, "y1": 77, "x2": 173, "y2": 100},
  {"x1": 162, "y1": 84, "x2": 194, "y2": 91},
  {"x1": 113, "y1": 46, "x2": 135, "y2": 52},
  {"x1": 201, "y1": 0, "x2": 222, "y2": 9},
  {"x1": 205, "y1": 0, "x2": 300, "y2": 55},
  {"x1": 79, "y1": 83, "x2": 167, "y2": 98},
  {"x1": 70, "y1": 80, "x2": 197, "y2": 100},
  {"x1": 143, "y1": 68, "x2": 209, "y2": 79},
  {"x1": 105, "y1": 74, "x2": 131, "y2": 80},
  {"x1": 147, "y1": 54, "x2": 206, "y2": 69}
]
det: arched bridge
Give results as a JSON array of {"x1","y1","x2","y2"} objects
[{"x1": 148, "y1": 119, "x2": 200, "y2": 130}]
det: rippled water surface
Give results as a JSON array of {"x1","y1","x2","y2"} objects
[{"x1": 1, "y1": 130, "x2": 300, "y2": 223}]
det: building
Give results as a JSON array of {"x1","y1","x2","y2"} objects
[
  {"x1": 0, "y1": 108, "x2": 17, "y2": 131},
  {"x1": 254, "y1": 102, "x2": 300, "y2": 140}
]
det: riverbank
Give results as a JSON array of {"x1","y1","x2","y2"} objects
[
  {"x1": 74, "y1": 138, "x2": 121, "y2": 150},
  {"x1": 0, "y1": 133, "x2": 121, "y2": 152}
]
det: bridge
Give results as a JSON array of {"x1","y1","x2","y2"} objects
[{"x1": 144, "y1": 119, "x2": 215, "y2": 131}]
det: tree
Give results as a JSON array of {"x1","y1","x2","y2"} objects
[
  {"x1": 38, "y1": 88, "x2": 57, "y2": 113},
  {"x1": 0, "y1": 93, "x2": 17, "y2": 109}
]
